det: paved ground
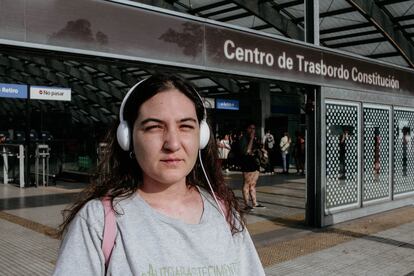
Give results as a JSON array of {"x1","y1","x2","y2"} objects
[{"x1": 1, "y1": 172, "x2": 414, "y2": 275}]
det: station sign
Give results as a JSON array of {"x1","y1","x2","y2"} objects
[
  {"x1": 0, "y1": 83, "x2": 27, "y2": 99},
  {"x1": 216, "y1": 99, "x2": 239, "y2": 110},
  {"x1": 30, "y1": 86, "x2": 71, "y2": 101},
  {"x1": 1, "y1": 0, "x2": 413, "y2": 95}
]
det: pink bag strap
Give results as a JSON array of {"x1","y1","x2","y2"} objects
[{"x1": 101, "y1": 197, "x2": 116, "y2": 269}]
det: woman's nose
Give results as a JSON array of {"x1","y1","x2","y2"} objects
[{"x1": 163, "y1": 128, "x2": 181, "y2": 152}]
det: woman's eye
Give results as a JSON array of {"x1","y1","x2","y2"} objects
[
  {"x1": 145, "y1": 125, "x2": 162, "y2": 131},
  {"x1": 180, "y1": 124, "x2": 195, "y2": 130}
]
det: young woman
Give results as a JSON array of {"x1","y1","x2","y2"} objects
[
  {"x1": 239, "y1": 123, "x2": 265, "y2": 210},
  {"x1": 53, "y1": 75, "x2": 265, "y2": 275}
]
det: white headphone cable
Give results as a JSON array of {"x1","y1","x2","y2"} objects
[{"x1": 198, "y1": 150, "x2": 226, "y2": 219}]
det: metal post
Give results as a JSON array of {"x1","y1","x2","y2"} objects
[
  {"x1": 18, "y1": 144, "x2": 25, "y2": 188},
  {"x1": 46, "y1": 146, "x2": 49, "y2": 186},
  {"x1": 35, "y1": 145, "x2": 39, "y2": 187},
  {"x1": 2, "y1": 146, "x2": 8, "y2": 184},
  {"x1": 42, "y1": 148, "x2": 46, "y2": 186},
  {"x1": 25, "y1": 97, "x2": 31, "y2": 187}
]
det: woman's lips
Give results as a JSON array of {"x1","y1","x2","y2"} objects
[{"x1": 160, "y1": 159, "x2": 183, "y2": 165}]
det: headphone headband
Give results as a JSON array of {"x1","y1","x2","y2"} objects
[
  {"x1": 118, "y1": 78, "x2": 148, "y2": 123},
  {"x1": 117, "y1": 76, "x2": 210, "y2": 151}
]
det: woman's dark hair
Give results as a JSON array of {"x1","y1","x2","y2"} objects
[{"x1": 58, "y1": 74, "x2": 245, "y2": 237}]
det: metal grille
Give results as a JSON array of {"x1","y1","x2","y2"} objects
[
  {"x1": 393, "y1": 109, "x2": 414, "y2": 195},
  {"x1": 325, "y1": 102, "x2": 359, "y2": 209},
  {"x1": 362, "y1": 107, "x2": 390, "y2": 202}
]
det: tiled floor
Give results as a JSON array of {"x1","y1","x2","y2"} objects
[{"x1": 1, "y1": 173, "x2": 414, "y2": 275}]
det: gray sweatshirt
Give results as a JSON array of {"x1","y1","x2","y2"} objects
[{"x1": 53, "y1": 189, "x2": 265, "y2": 276}]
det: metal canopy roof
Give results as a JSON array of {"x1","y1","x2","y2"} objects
[
  {"x1": 2, "y1": 0, "x2": 413, "y2": 125},
  {"x1": 136, "y1": 0, "x2": 414, "y2": 68}
]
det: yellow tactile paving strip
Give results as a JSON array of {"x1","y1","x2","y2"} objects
[
  {"x1": 2, "y1": 203, "x2": 414, "y2": 269},
  {"x1": 0, "y1": 211, "x2": 58, "y2": 239},
  {"x1": 256, "y1": 206, "x2": 414, "y2": 267},
  {"x1": 247, "y1": 213, "x2": 305, "y2": 235}
]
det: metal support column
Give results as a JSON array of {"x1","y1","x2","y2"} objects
[
  {"x1": 18, "y1": 145, "x2": 25, "y2": 188},
  {"x1": 25, "y1": 97, "x2": 31, "y2": 187},
  {"x1": 305, "y1": 0, "x2": 320, "y2": 45},
  {"x1": 305, "y1": 88, "x2": 318, "y2": 226}
]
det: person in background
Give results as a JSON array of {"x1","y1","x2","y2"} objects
[
  {"x1": 294, "y1": 131, "x2": 305, "y2": 176},
  {"x1": 259, "y1": 143, "x2": 273, "y2": 174},
  {"x1": 218, "y1": 134, "x2": 231, "y2": 173},
  {"x1": 279, "y1": 131, "x2": 291, "y2": 174},
  {"x1": 228, "y1": 130, "x2": 243, "y2": 171},
  {"x1": 240, "y1": 123, "x2": 265, "y2": 211},
  {"x1": 53, "y1": 74, "x2": 265, "y2": 276},
  {"x1": 262, "y1": 129, "x2": 275, "y2": 172}
]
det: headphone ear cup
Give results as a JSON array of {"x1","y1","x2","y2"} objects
[
  {"x1": 117, "y1": 121, "x2": 131, "y2": 151},
  {"x1": 199, "y1": 119, "x2": 210, "y2": 149}
]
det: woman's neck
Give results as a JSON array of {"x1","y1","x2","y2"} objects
[
  {"x1": 139, "y1": 177, "x2": 192, "y2": 202},
  {"x1": 138, "y1": 177, "x2": 203, "y2": 224}
]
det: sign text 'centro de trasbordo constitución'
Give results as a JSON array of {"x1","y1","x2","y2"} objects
[{"x1": 223, "y1": 40, "x2": 400, "y2": 89}]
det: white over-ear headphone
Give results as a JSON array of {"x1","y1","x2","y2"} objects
[{"x1": 116, "y1": 77, "x2": 210, "y2": 151}]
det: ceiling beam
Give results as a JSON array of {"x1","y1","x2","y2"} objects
[
  {"x1": 293, "y1": 7, "x2": 356, "y2": 24},
  {"x1": 210, "y1": 77, "x2": 240, "y2": 94},
  {"x1": 0, "y1": 59, "x2": 112, "y2": 123},
  {"x1": 377, "y1": 0, "x2": 412, "y2": 6},
  {"x1": 321, "y1": 30, "x2": 379, "y2": 42},
  {"x1": 0, "y1": 71, "x2": 89, "y2": 124},
  {"x1": 320, "y1": 22, "x2": 372, "y2": 35},
  {"x1": 230, "y1": 0, "x2": 304, "y2": 40},
  {"x1": 191, "y1": 1, "x2": 231, "y2": 13},
  {"x1": 346, "y1": 0, "x2": 414, "y2": 67},
  {"x1": 367, "y1": 51, "x2": 399, "y2": 58},
  {"x1": 202, "y1": 6, "x2": 240, "y2": 18},
  {"x1": 327, "y1": 37, "x2": 387, "y2": 48},
  {"x1": 274, "y1": 0, "x2": 303, "y2": 10},
  {"x1": 217, "y1": 11, "x2": 250, "y2": 22}
]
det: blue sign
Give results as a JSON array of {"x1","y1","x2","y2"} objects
[
  {"x1": 216, "y1": 99, "x2": 239, "y2": 110},
  {"x1": 0, "y1": 83, "x2": 28, "y2": 99}
]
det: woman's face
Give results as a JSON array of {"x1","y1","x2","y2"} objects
[{"x1": 132, "y1": 89, "x2": 200, "y2": 187}]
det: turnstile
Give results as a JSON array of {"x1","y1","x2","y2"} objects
[
  {"x1": 1, "y1": 144, "x2": 25, "y2": 187},
  {"x1": 35, "y1": 144, "x2": 50, "y2": 186}
]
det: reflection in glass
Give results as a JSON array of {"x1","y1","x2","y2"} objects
[
  {"x1": 363, "y1": 107, "x2": 390, "y2": 202},
  {"x1": 374, "y1": 127, "x2": 380, "y2": 176},
  {"x1": 326, "y1": 103, "x2": 359, "y2": 209},
  {"x1": 402, "y1": 126, "x2": 410, "y2": 177},
  {"x1": 338, "y1": 128, "x2": 348, "y2": 180}
]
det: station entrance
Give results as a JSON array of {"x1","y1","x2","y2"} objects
[
  {"x1": 3, "y1": 0, "x2": 412, "y2": 228},
  {"x1": 0, "y1": 46, "x2": 313, "y2": 229}
]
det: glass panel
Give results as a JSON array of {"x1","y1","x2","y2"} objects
[
  {"x1": 325, "y1": 103, "x2": 359, "y2": 209},
  {"x1": 362, "y1": 107, "x2": 390, "y2": 202},
  {"x1": 393, "y1": 110, "x2": 414, "y2": 194}
]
